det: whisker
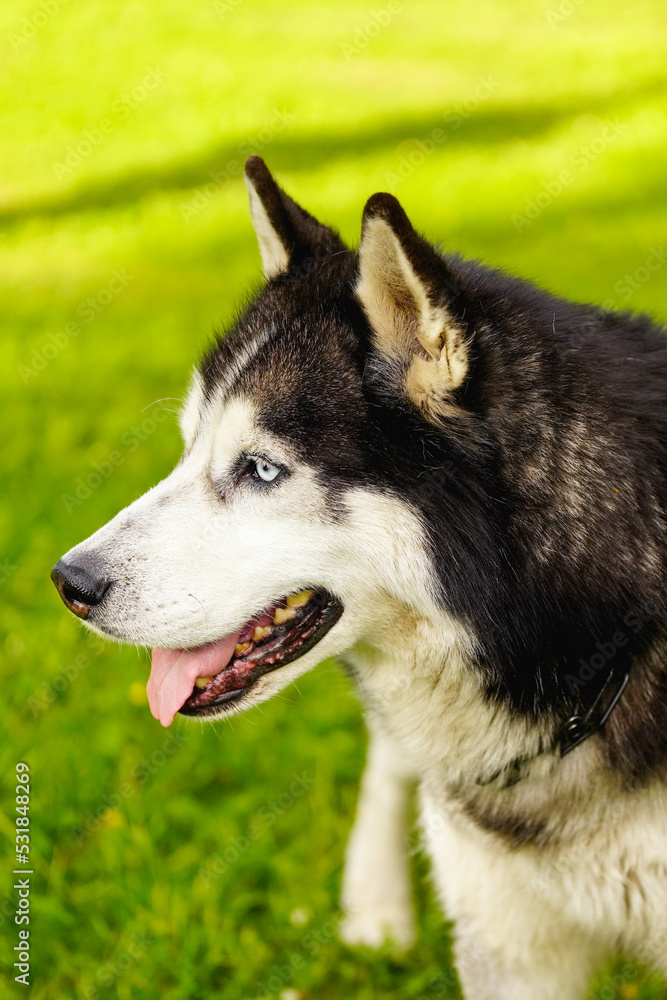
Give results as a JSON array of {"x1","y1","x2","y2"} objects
[
  {"x1": 141, "y1": 397, "x2": 181, "y2": 412},
  {"x1": 188, "y1": 593, "x2": 209, "y2": 632}
]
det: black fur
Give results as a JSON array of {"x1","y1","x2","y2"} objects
[{"x1": 202, "y1": 164, "x2": 667, "y2": 789}]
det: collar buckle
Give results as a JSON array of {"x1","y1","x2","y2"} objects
[{"x1": 559, "y1": 667, "x2": 630, "y2": 757}]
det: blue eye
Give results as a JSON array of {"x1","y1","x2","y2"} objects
[{"x1": 253, "y1": 458, "x2": 282, "y2": 483}]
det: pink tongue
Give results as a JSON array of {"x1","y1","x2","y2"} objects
[{"x1": 148, "y1": 632, "x2": 242, "y2": 728}]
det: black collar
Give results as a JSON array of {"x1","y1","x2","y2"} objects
[
  {"x1": 559, "y1": 662, "x2": 630, "y2": 756},
  {"x1": 477, "y1": 663, "x2": 631, "y2": 789}
]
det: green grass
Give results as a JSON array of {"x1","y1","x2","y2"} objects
[{"x1": 2, "y1": 1, "x2": 667, "y2": 997}]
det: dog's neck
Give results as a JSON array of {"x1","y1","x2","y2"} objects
[
  {"x1": 343, "y1": 613, "x2": 634, "y2": 847},
  {"x1": 344, "y1": 614, "x2": 552, "y2": 789}
]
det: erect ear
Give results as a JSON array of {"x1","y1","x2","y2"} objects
[
  {"x1": 244, "y1": 156, "x2": 345, "y2": 279},
  {"x1": 356, "y1": 192, "x2": 469, "y2": 419}
]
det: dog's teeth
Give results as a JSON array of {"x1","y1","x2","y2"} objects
[
  {"x1": 273, "y1": 606, "x2": 297, "y2": 625},
  {"x1": 286, "y1": 589, "x2": 314, "y2": 608},
  {"x1": 235, "y1": 641, "x2": 252, "y2": 655},
  {"x1": 194, "y1": 676, "x2": 209, "y2": 689},
  {"x1": 252, "y1": 625, "x2": 272, "y2": 642}
]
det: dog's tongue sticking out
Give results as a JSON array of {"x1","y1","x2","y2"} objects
[
  {"x1": 147, "y1": 595, "x2": 320, "y2": 726},
  {"x1": 148, "y1": 634, "x2": 242, "y2": 727}
]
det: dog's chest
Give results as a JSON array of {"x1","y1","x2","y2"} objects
[{"x1": 343, "y1": 638, "x2": 544, "y2": 786}]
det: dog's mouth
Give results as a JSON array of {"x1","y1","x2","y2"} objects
[{"x1": 148, "y1": 589, "x2": 343, "y2": 726}]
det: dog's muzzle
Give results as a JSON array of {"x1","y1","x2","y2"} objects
[{"x1": 51, "y1": 556, "x2": 111, "y2": 619}]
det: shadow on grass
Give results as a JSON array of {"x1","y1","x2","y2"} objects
[{"x1": 0, "y1": 77, "x2": 664, "y2": 228}]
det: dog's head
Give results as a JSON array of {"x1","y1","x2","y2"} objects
[{"x1": 52, "y1": 157, "x2": 484, "y2": 726}]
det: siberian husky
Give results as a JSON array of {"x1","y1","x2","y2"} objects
[{"x1": 52, "y1": 156, "x2": 667, "y2": 999}]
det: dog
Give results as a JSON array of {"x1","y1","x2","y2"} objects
[{"x1": 52, "y1": 156, "x2": 667, "y2": 999}]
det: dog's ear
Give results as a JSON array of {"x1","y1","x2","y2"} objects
[
  {"x1": 244, "y1": 156, "x2": 345, "y2": 279},
  {"x1": 357, "y1": 193, "x2": 469, "y2": 419}
]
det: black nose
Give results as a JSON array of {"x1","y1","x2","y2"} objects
[{"x1": 51, "y1": 557, "x2": 111, "y2": 620}]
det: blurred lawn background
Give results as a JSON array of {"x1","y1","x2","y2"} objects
[{"x1": 2, "y1": 1, "x2": 667, "y2": 997}]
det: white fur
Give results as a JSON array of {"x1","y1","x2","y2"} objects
[
  {"x1": 61, "y1": 388, "x2": 461, "y2": 707},
  {"x1": 340, "y1": 720, "x2": 416, "y2": 950},
  {"x1": 61, "y1": 384, "x2": 667, "y2": 998},
  {"x1": 178, "y1": 368, "x2": 205, "y2": 447},
  {"x1": 356, "y1": 214, "x2": 468, "y2": 419},
  {"x1": 421, "y1": 782, "x2": 667, "y2": 998},
  {"x1": 343, "y1": 636, "x2": 667, "y2": 996},
  {"x1": 245, "y1": 175, "x2": 290, "y2": 278}
]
